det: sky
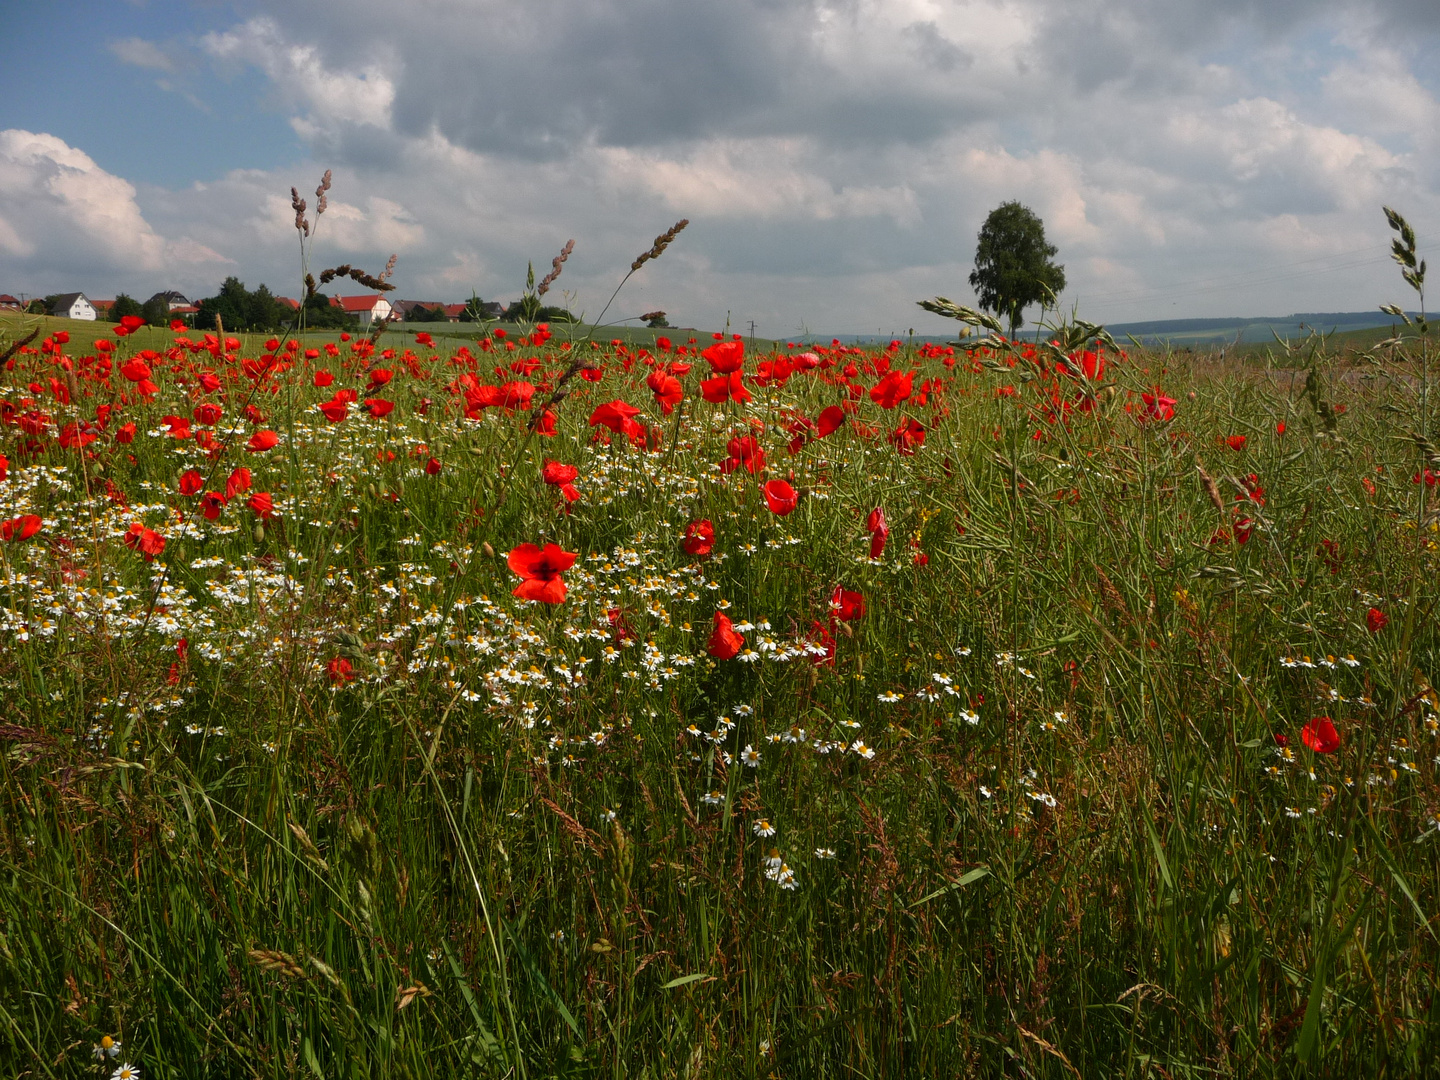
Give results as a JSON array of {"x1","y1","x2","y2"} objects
[{"x1": 1, "y1": 0, "x2": 1439, "y2": 336}]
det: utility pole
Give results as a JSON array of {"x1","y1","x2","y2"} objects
[{"x1": 748, "y1": 319, "x2": 756, "y2": 345}]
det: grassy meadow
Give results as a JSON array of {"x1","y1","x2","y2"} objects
[{"x1": 0, "y1": 300, "x2": 1437, "y2": 1079}]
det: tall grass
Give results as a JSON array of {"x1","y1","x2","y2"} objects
[{"x1": 0, "y1": 257, "x2": 1437, "y2": 1078}]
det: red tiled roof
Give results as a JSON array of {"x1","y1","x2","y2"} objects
[
  {"x1": 443, "y1": 304, "x2": 466, "y2": 318},
  {"x1": 276, "y1": 297, "x2": 301, "y2": 310},
  {"x1": 0, "y1": 294, "x2": 21, "y2": 305},
  {"x1": 334, "y1": 294, "x2": 385, "y2": 313}
]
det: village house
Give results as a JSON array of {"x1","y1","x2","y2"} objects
[
  {"x1": 0, "y1": 294, "x2": 23, "y2": 312},
  {"x1": 147, "y1": 290, "x2": 192, "y2": 311},
  {"x1": 331, "y1": 294, "x2": 393, "y2": 326},
  {"x1": 49, "y1": 293, "x2": 97, "y2": 320}
]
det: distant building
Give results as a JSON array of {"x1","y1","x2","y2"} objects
[
  {"x1": 0, "y1": 294, "x2": 22, "y2": 312},
  {"x1": 91, "y1": 299, "x2": 114, "y2": 319},
  {"x1": 443, "y1": 303, "x2": 469, "y2": 321},
  {"x1": 331, "y1": 294, "x2": 393, "y2": 326},
  {"x1": 275, "y1": 297, "x2": 301, "y2": 311},
  {"x1": 147, "y1": 290, "x2": 191, "y2": 311},
  {"x1": 393, "y1": 299, "x2": 443, "y2": 319},
  {"x1": 50, "y1": 293, "x2": 97, "y2": 320}
]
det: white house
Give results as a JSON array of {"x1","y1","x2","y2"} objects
[
  {"x1": 49, "y1": 292, "x2": 97, "y2": 320},
  {"x1": 332, "y1": 294, "x2": 393, "y2": 326}
]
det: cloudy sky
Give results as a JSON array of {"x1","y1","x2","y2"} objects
[{"x1": 1, "y1": 0, "x2": 1438, "y2": 334}]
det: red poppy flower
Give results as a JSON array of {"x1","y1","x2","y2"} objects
[
  {"x1": 763, "y1": 480, "x2": 798, "y2": 516},
  {"x1": 869, "y1": 369, "x2": 914, "y2": 409},
  {"x1": 889, "y1": 417, "x2": 926, "y2": 455},
  {"x1": 700, "y1": 370, "x2": 751, "y2": 405},
  {"x1": 116, "y1": 422, "x2": 136, "y2": 444},
  {"x1": 193, "y1": 402, "x2": 223, "y2": 426},
  {"x1": 1301, "y1": 716, "x2": 1340, "y2": 754},
  {"x1": 328, "y1": 657, "x2": 354, "y2": 684},
  {"x1": 534, "y1": 409, "x2": 557, "y2": 436},
  {"x1": 226, "y1": 468, "x2": 252, "y2": 499},
  {"x1": 368, "y1": 367, "x2": 394, "y2": 388},
  {"x1": 248, "y1": 492, "x2": 275, "y2": 518},
  {"x1": 589, "y1": 400, "x2": 642, "y2": 432},
  {"x1": 1141, "y1": 390, "x2": 1176, "y2": 422},
  {"x1": 178, "y1": 469, "x2": 204, "y2": 496},
  {"x1": 247, "y1": 430, "x2": 279, "y2": 452},
  {"x1": 1055, "y1": 349, "x2": 1104, "y2": 380},
  {"x1": 708, "y1": 610, "x2": 745, "y2": 660},
  {"x1": 507, "y1": 542, "x2": 578, "y2": 604},
  {"x1": 120, "y1": 314, "x2": 144, "y2": 332},
  {"x1": 0, "y1": 453, "x2": 7, "y2": 482},
  {"x1": 199, "y1": 491, "x2": 228, "y2": 521},
  {"x1": 362, "y1": 398, "x2": 392, "y2": 419},
  {"x1": 682, "y1": 519, "x2": 715, "y2": 556},
  {"x1": 318, "y1": 398, "x2": 349, "y2": 423},
  {"x1": 542, "y1": 460, "x2": 581, "y2": 503},
  {"x1": 721, "y1": 435, "x2": 766, "y2": 475},
  {"x1": 424, "y1": 457, "x2": 442, "y2": 475},
  {"x1": 1226, "y1": 435, "x2": 1247, "y2": 451},
  {"x1": 313, "y1": 370, "x2": 334, "y2": 388},
  {"x1": 123, "y1": 522, "x2": 166, "y2": 560},
  {"x1": 700, "y1": 339, "x2": 744, "y2": 374},
  {"x1": 830, "y1": 586, "x2": 865, "y2": 621},
  {"x1": 808, "y1": 620, "x2": 836, "y2": 666},
  {"x1": 867, "y1": 507, "x2": 889, "y2": 558},
  {"x1": 0, "y1": 514, "x2": 41, "y2": 541},
  {"x1": 1367, "y1": 607, "x2": 1389, "y2": 633},
  {"x1": 119, "y1": 358, "x2": 152, "y2": 383},
  {"x1": 162, "y1": 415, "x2": 192, "y2": 439},
  {"x1": 816, "y1": 405, "x2": 846, "y2": 438},
  {"x1": 646, "y1": 370, "x2": 684, "y2": 414},
  {"x1": 499, "y1": 382, "x2": 534, "y2": 410},
  {"x1": 1233, "y1": 516, "x2": 1254, "y2": 544}
]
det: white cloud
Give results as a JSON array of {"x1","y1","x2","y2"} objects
[
  {"x1": 0, "y1": 130, "x2": 228, "y2": 295},
  {"x1": 108, "y1": 36, "x2": 177, "y2": 73}
]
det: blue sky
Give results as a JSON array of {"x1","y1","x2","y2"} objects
[{"x1": 2, "y1": 0, "x2": 1439, "y2": 333}]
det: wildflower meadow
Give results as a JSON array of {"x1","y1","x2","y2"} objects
[{"x1": 1, "y1": 208, "x2": 1439, "y2": 1079}]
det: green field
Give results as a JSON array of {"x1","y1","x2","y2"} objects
[{"x1": 0, "y1": 308, "x2": 1437, "y2": 1078}]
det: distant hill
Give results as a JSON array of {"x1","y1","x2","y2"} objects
[{"x1": 1107, "y1": 311, "x2": 1419, "y2": 346}]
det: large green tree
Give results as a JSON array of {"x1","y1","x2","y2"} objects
[
  {"x1": 968, "y1": 201, "x2": 1066, "y2": 336},
  {"x1": 141, "y1": 295, "x2": 172, "y2": 327},
  {"x1": 110, "y1": 293, "x2": 143, "y2": 323}
]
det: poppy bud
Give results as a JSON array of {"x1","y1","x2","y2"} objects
[
  {"x1": 393, "y1": 479, "x2": 404, "y2": 499},
  {"x1": 253, "y1": 523, "x2": 265, "y2": 543},
  {"x1": 482, "y1": 542, "x2": 496, "y2": 559}
]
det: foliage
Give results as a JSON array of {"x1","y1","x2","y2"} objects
[
  {"x1": 110, "y1": 293, "x2": 144, "y2": 323},
  {"x1": 141, "y1": 295, "x2": 172, "y2": 327},
  {"x1": 969, "y1": 201, "x2": 1067, "y2": 336},
  {"x1": 196, "y1": 276, "x2": 295, "y2": 332},
  {"x1": 403, "y1": 302, "x2": 449, "y2": 323}
]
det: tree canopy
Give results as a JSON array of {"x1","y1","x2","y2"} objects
[
  {"x1": 110, "y1": 294, "x2": 143, "y2": 323},
  {"x1": 968, "y1": 201, "x2": 1066, "y2": 336}
]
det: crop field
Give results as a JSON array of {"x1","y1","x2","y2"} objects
[{"x1": 0, "y1": 299, "x2": 1437, "y2": 1078}]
